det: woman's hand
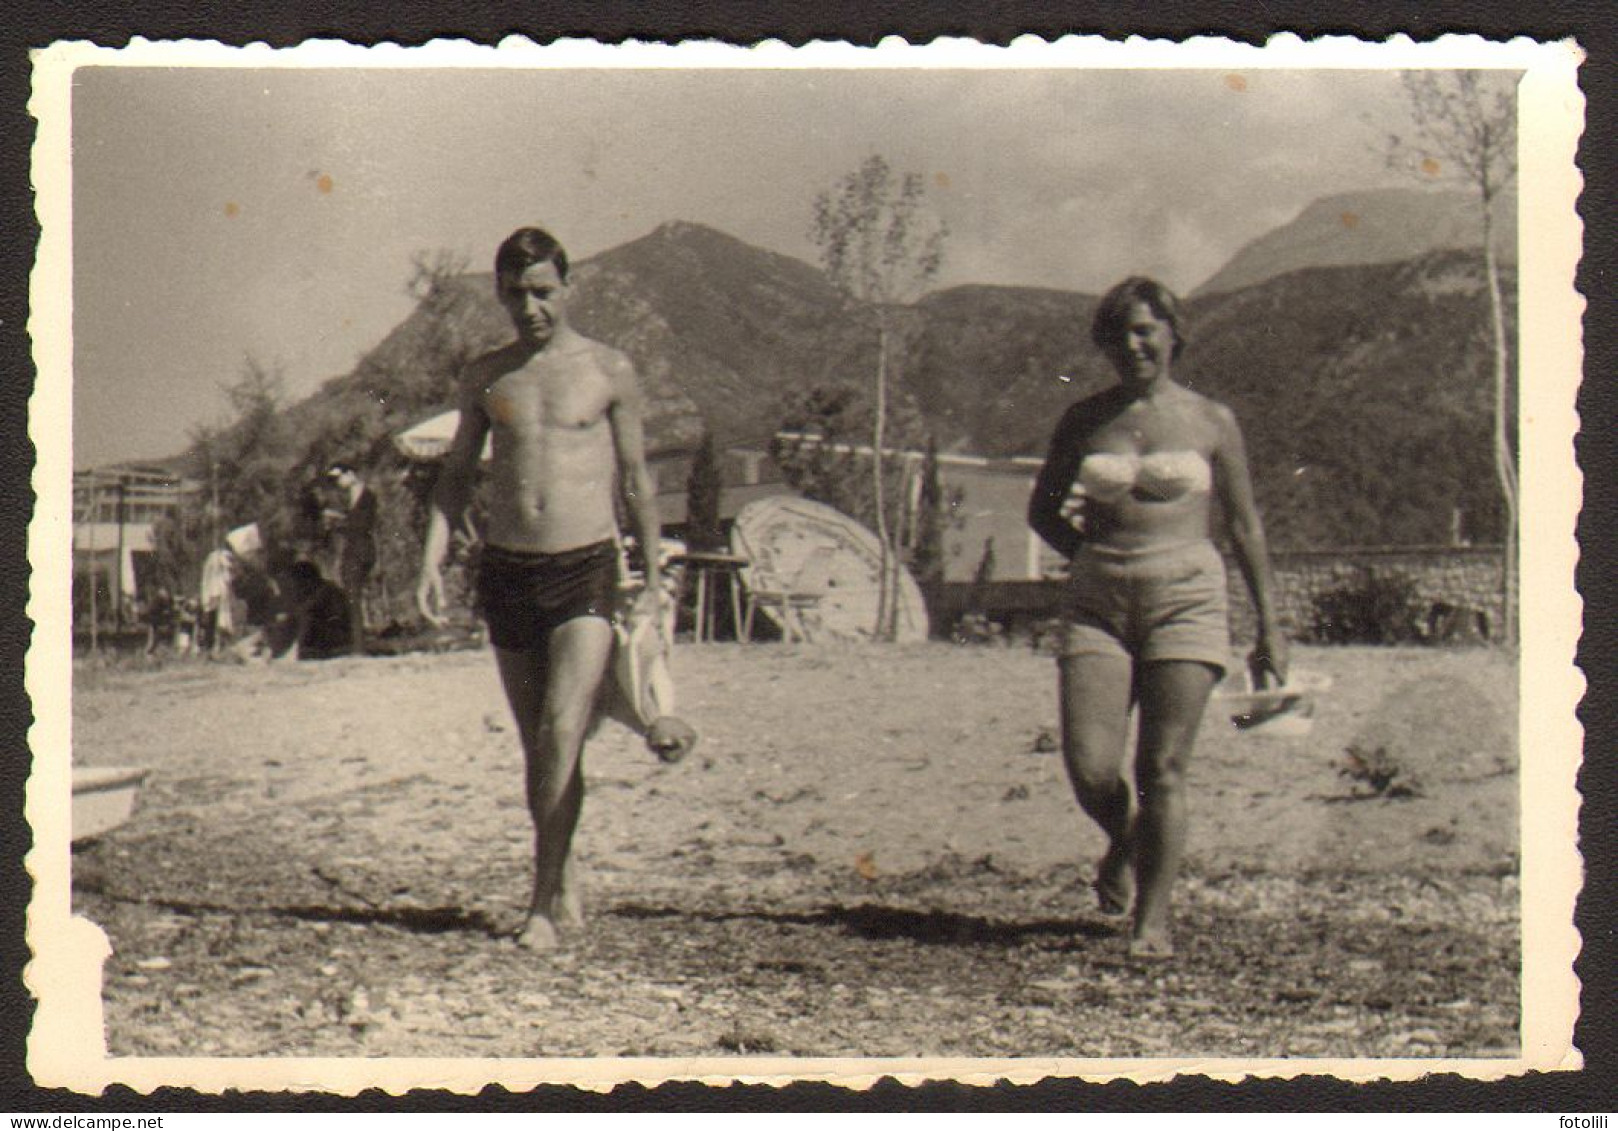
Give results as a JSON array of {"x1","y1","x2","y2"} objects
[
  {"x1": 1059, "y1": 483, "x2": 1087, "y2": 532},
  {"x1": 1248, "y1": 632, "x2": 1290, "y2": 689}
]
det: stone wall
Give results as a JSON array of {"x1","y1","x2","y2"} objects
[
  {"x1": 1226, "y1": 545, "x2": 1508, "y2": 643},
  {"x1": 936, "y1": 544, "x2": 1511, "y2": 645}
]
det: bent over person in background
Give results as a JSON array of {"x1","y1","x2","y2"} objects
[
  {"x1": 417, "y1": 226, "x2": 662, "y2": 951},
  {"x1": 1028, "y1": 276, "x2": 1287, "y2": 961}
]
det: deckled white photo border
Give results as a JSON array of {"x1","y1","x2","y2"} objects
[{"x1": 25, "y1": 33, "x2": 1586, "y2": 1095}]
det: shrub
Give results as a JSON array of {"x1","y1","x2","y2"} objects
[
  {"x1": 950, "y1": 611, "x2": 1005, "y2": 646},
  {"x1": 1307, "y1": 566, "x2": 1424, "y2": 645},
  {"x1": 1339, "y1": 743, "x2": 1424, "y2": 800}
]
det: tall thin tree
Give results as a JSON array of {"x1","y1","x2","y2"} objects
[
  {"x1": 685, "y1": 430, "x2": 724, "y2": 553},
  {"x1": 809, "y1": 156, "x2": 947, "y2": 639},
  {"x1": 912, "y1": 433, "x2": 946, "y2": 592},
  {"x1": 1386, "y1": 69, "x2": 1519, "y2": 643}
]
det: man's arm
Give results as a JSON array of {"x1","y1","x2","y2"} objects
[
  {"x1": 417, "y1": 371, "x2": 490, "y2": 624},
  {"x1": 604, "y1": 350, "x2": 662, "y2": 603},
  {"x1": 1212, "y1": 401, "x2": 1288, "y2": 686}
]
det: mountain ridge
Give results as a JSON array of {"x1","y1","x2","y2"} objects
[
  {"x1": 176, "y1": 208, "x2": 1513, "y2": 549},
  {"x1": 1193, "y1": 186, "x2": 1516, "y2": 297}
]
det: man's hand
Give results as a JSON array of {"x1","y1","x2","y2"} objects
[
  {"x1": 416, "y1": 564, "x2": 447, "y2": 628},
  {"x1": 1248, "y1": 632, "x2": 1290, "y2": 689}
]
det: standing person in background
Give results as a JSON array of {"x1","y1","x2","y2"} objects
[
  {"x1": 1028, "y1": 276, "x2": 1287, "y2": 961},
  {"x1": 197, "y1": 542, "x2": 237, "y2": 657},
  {"x1": 416, "y1": 225, "x2": 663, "y2": 952},
  {"x1": 324, "y1": 462, "x2": 379, "y2": 655}
]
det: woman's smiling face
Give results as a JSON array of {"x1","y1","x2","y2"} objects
[{"x1": 1112, "y1": 301, "x2": 1177, "y2": 384}]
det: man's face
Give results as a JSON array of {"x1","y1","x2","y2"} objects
[{"x1": 498, "y1": 260, "x2": 570, "y2": 346}]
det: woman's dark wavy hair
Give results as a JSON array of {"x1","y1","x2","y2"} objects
[
  {"x1": 1090, "y1": 276, "x2": 1187, "y2": 361},
  {"x1": 494, "y1": 226, "x2": 570, "y2": 285}
]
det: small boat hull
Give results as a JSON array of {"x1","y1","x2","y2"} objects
[{"x1": 72, "y1": 766, "x2": 149, "y2": 843}]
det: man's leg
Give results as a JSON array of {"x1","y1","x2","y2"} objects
[
  {"x1": 1057, "y1": 652, "x2": 1137, "y2": 915},
  {"x1": 493, "y1": 616, "x2": 615, "y2": 950},
  {"x1": 1129, "y1": 659, "x2": 1219, "y2": 957}
]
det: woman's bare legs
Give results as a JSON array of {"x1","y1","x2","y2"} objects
[
  {"x1": 1129, "y1": 659, "x2": 1220, "y2": 958},
  {"x1": 1057, "y1": 653, "x2": 1137, "y2": 915}
]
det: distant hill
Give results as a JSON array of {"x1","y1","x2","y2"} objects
[
  {"x1": 1182, "y1": 250, "x2": 1511, "y2": 547},
  {"x1": 268, "y1": 221, "x2": 875, "y2": 462},
  {"x1": 566, "y1": 220, "x2": 872, "y2": 446},
  {"x1": 184, "y1": 212, "x2": 1513, "y2": 550},
  {"x1": 907, "y1": 283, "x2": 1105, "y2": 457},
  {"x1": 1193, "y1": 187, "x2": 1517, "y2": 298},
  {"x1": 895, "y1": 250, "x2": 1511, "y2": 547}
]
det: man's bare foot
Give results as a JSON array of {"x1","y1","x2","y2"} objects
[
  {"x1": 515, "y1": 914, "x2": 562, "y2": 951},
  {"x1": 1127, "y1": 930, "x2": 1175, "y2": 962},
  {"x1": 1094, "y1": 839, "x2": 1134, "y2": 918},
  {"x1": 515, "y1": 891, "x2": 584, "y2": 951}
]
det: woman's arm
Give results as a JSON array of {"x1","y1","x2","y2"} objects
[
  {"x1": 1211, "y1": 402, "x2": 1289, "y2": 686},
  {"x1": 1028, "y1": 403, "x2": 1089, "y2": 560}
]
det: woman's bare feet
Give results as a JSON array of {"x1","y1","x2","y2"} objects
[
  {"x1": 1126, "y1": 930, "x2": 1175, "y2": 962},
  {"x1": 1094, "y1": 838, "x2": 1134, "y2": 918}
]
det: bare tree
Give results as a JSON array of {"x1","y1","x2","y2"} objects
[
  {"x1": 398, "y1": 249, "x2": 479, "y2": 408},
  {"x1": 1386, "y1": 70, "x2": 1519, "y2": 643},
  {"x1": 809, "y1": 156, "x2": 947, "y2": 639}
]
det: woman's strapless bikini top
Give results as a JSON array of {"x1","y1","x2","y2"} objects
[{"x1": 1075, "y1": 450, "x2": 1212, "y2": 504}]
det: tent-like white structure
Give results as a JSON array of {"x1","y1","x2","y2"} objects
[{"x1": 393, "y1": 409, "x2": 493, "y2": 463}]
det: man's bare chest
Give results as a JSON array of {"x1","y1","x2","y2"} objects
[{"x1": 483, "y1": 363, "x2": 612, "y2": 434}]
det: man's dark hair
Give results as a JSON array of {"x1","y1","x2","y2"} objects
[
  {"x1": 495, "y1": 226, "x2": 570, "y2": 285},
  {"x1": 1091, "y1": 276, "x2": 1187, "y2": 361}
]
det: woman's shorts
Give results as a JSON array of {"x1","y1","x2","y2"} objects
[
  {"x1": 1061, "y1": 540, "x2": 1229, "y2": 676},
  {"x1": 477, "y1": 540, "x2": 619, "y2": 653}
]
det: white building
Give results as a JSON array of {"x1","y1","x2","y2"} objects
[{"x1": 72, "y1": 464, "x2": 200, "y2": 624}]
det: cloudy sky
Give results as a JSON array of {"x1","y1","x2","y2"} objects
[{"x1": 67, "y1": 56, "x2": 1431, "y2": 469}]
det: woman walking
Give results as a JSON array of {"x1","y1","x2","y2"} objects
[{"x1": 1028, "y1": 277, "x2": 1287, "y2": 960}]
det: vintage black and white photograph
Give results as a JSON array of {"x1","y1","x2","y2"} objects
[{"x1": 27, "y1": 37, "x2": 1583, "y2": 1091}]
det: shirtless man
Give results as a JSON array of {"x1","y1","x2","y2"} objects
[{"x1": 416, "y1": 226, "x2": 661, "y2": 950}]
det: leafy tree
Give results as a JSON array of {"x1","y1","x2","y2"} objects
[
  {"x1": 147, "y1": 250, "x2": 500, "y2": 632},
  {"x1": 685, "y1": 430, "x2": 725, "y2": 552},
  {"x1": 213, "y1": 355, "x2": 293, "y2": 536},
  {"x1": 1386, "y1": 69, "x2": 1519, "y2": 642},
  {"x1": 771, "y1": 377, "x2": 930, "y2": 543},
  {"x1": 147, "y1": 358, "x2": 296, "y2": 618},
  {"x1": 809, "y1": 155, "x2": 947, "y2": 639}
]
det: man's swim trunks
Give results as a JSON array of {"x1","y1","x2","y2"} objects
[
  {"x1": 477, "y1": 540, "x2": 618, "y2": 652},
  {"x1": 1060, "y1": 539, "x2": 1229, "y2": 676}
]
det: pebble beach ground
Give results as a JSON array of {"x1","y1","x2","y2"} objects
[{"x1": 69, "y1": 640, "x2": 1521, "y2": 1060}]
